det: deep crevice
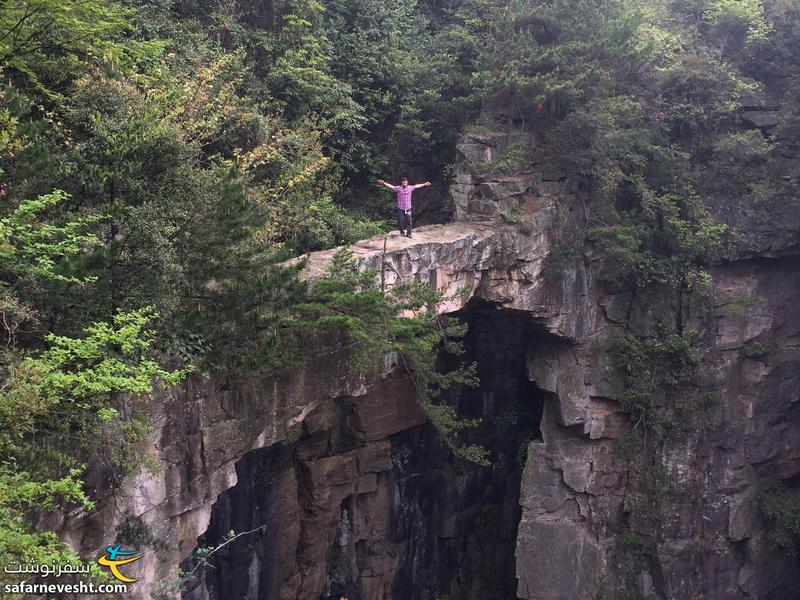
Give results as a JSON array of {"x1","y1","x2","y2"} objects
[{"x1": 183, "y1": 302, "x2": 557, "y2": 600}]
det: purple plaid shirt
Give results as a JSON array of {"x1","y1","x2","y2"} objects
[{"x1": 394, "y1": 185, "x2": 414, "y2": 210}]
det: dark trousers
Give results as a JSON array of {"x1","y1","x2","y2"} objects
[{"x1": 397, "y1": 208, "x2": 412, "y2": 235}]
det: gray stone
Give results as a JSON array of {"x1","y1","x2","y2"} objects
[{"x1": 516, "y1": 521, "x2": 600, "y2": 600}]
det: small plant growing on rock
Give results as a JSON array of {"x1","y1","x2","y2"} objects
[
  {"x1": 741, "y1": 338, "x2": 774, "y2": 359},
  {"x1": 758, "y1": 481, "x2": 800, "y2": 554},
  {"x1": 154, "y1": 528, "x2": 265, "y2": 599},
  {"x1": 471, "y1": 142, "x2": 529, "y2": 177},
  {"x1": 284, "y1": 422, "x2": 304, "y2": 445},
  {"x1": 115, "y1": 514, "x2": 171, "y2": 557},
  {"x1": 288, "y1": 250, "x2": 489, "y2": 465},
  {"x1": 519, "y1": 218, "x2": 536, "y2": 236}
]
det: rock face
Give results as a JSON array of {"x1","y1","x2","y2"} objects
[
  {"x1": 185, "y1": 306, "x2": 544, "y2": 600},
  {"x1": 448, "y1": 130, "x2": 564, "y2": 223},
  {"x1": 446, "y1": 134, "x2": 800, "y2": 600},
  {"x1": 63, "y1": 214, "x2": 559, "y2": 599},
  {"x1": 513, "y1": 262, "x2": 800, "y2": 600},
  {"x1": 64, "y1": 131, "x2": 800, "y2": 600}
]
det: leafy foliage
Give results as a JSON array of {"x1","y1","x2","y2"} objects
[
  {"x1": 0, "y1": 191, "x2": 100, "y2": 282},
  {"x1": 0, "y1": 190, "x2": 100, "y2": 347},
  {"x1": 0, "y1": 110, "x2": 190, "y2": 570},
  {"x1": 612, "y1": 329, "x2": 711, "y2": 437},
  {"x1": 290, "y1": 250, "x2": 487, "y2": 464},
  {"x1": 0, "y1": 307, "x2": 189, "y2": 574},
  {"x1": 1, "y1": 0, "x2": 800, "y2": 586},
  {"x1": 0, "y1": 0, "x2": 135, "y2": 96},
  {"x1": 759, "y1": 481, "x2": 800, "y2": 554},
  {"x1": 465, "y1": 6, "x2": 800, "y2": 596}
]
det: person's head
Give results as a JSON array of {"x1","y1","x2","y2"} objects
[{"x1": 401, "y1": 177, "x2": 409, "y2": 187}]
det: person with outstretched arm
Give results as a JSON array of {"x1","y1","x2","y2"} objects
[{"x1": 377, "y1": 176, "x2": 432, "y2": 238}]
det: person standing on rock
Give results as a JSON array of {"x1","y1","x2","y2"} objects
[{"x1": 377, "y1": 176, "x2": 431, "y2": 239}]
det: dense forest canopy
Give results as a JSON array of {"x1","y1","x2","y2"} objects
[{"x1": 1, "y1": 0, "x2": 800, "y2": 577}]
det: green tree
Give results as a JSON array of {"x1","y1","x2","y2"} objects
[
  {"x1": 290, "y1": 250, "x2": 488, "y2": 464},
  {"x1": 0, "y1": 0, "x2": 161, "y2": 97},
  {"x1": 0, "y1": 190, "x2": 189, "y2": 574}
]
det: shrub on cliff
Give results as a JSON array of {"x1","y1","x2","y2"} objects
[{"x1": 289, "y1": 250, "x2": 488, "y2": 465}]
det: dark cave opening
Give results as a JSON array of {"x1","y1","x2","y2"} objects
[
  {"x1": 183, "y1": 302, "x2": 555, "y2": 600},
  {"x1": 443, "y1": 300, "x2": 547, "y2": 444}
]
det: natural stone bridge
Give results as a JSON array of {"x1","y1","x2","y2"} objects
[
  {"x1": 294, "y1": 209, "x2": 580, "y2": 332},
  {"x1": 62, "y1": 132, "x2": 800, "y2": 600}
]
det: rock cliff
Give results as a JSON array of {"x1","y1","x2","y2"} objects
[
  {"x1": 64, "y1": 132, "x2": 800, "y2": 600},
  {"x1": 63, "y1": 214, "x2": 558, "y2": 599}
]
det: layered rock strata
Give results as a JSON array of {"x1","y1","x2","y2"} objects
[{"x1": 63, "y1": 130, "x2": 800, "y2": 600}]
